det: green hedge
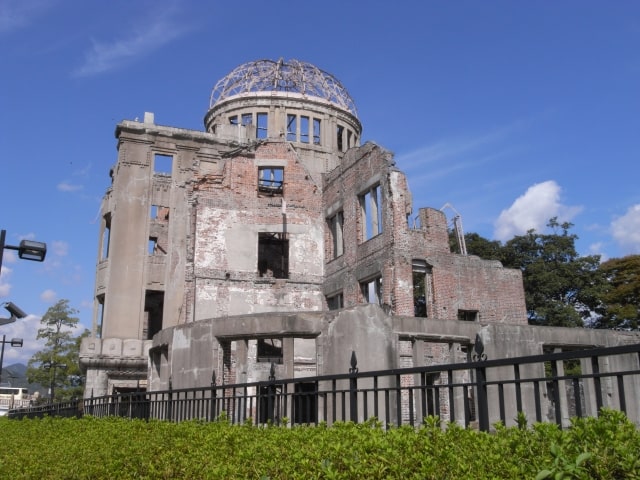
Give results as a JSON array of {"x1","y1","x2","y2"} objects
[{"x1": 1, "y1": 409, "x2": 639, "y2": 479}]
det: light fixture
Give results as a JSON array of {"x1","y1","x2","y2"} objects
[{"x1": 0, "y1": 302, "x2": 27, "y2": 326}]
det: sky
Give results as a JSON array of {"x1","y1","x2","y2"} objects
[{"x1": 1, "y1": 0, "x2": 639, "y2": 367}]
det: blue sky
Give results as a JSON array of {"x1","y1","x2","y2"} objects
[{"x1": 1, "y1": 0, "x2": 639, "y2": 365}]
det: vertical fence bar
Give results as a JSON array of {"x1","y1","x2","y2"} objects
[
  {"x1": 349, "y1": 351, "x2": 358, "y2": 423},
  {"x1": 591, "y1": 355, "x2": 603, "y2": 413}
]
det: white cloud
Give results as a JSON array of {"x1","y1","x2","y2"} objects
[
  {"x1": 52, "y1": 240, "x2": 69, "y2": 257},
  {"x1": 0, "y1": 0, "x2": 51, "y2": 34},
  {"x1": 40, "y1": 289, "x2": 57, "y2": 302},
  {"x1": 0, "y1": 265, "x2": 12, "y2": 297},
  {"x1": 494, "y1": 180, "x2": 582, "y2": 241},
  {"x1": 611, "y1": 204, "x2": 640, "y2": 254},
  {"x1": 57, "y1": 181, "x2": 83, "y2": 192},
  {"x1": 73, "y1": 7, "x2": 189, "y2": 77}
]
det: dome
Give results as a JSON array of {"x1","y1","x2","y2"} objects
[{"x1": 210, "y1": 58, "x2": 358, "y2": 117}]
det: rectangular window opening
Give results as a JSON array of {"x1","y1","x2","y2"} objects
[
  {"x1": 257, "y1": 338, "x2": 283, "y2": 364},
  {"x1": 360, "y1": 184, "x2": 383, "y2": 241},
  {"x1": 336, "y1": 125, "x2": 344, "y2": 151},
  {"x1": 328, "y1": 211, "x2": 344, "y2": 259},
  {"x1": 286, "y1": 114, "x2": 297, "y2": 142},
  {"x1": 241, "y1": 113, "x2": 253, "y2": 126},
  {"x1": 326, "y1": 293, "x2": 344, "y2": 311},
  {"x1": 258, "y1": 233, "x2": 289, "y2": 279},
  {"x1": 313, "y1": 118, "x2": 321, "y2": 145},
  {"x1": 101, "y1": 213, "x2": 111, "y2": 260},
  {"x1": 229, "y1": 115, "x2": 239, "y2": 125},
  {"x1": 154, "y1": 153, "x2": 173, "y2": 175},
  {"x1": 96, "y1": 294, "x2": 105, "y2": 338},
  {"x1": 360, "y1": 276, "x2": 382, "y2": 305},
  {"x1": 257, "y1": 112, "x2": 268, "y2": 139},
  {"x1": 258, "y1": 167, "x2": 284, "y2": 196},
  {"x1": 144, "y1": 290, "x2": 165, "y2": 340},
  {"x1": 150, "y1": 204, "x2": 169, "y2": 221},
  {"x1": 300, "y1": 116, "x2": 310, "y2": 143},
  {"x1": 413, "y1": 259, "x2": 428, "y2": 318},
  {"x1": 457, "y1": 310, "x2": 478, "y2": 322}
]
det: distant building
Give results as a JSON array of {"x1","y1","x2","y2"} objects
[{"x1": 80, "y1": 60, "x2": 638, "y2": 425}]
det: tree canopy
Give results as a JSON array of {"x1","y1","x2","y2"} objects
[
  {"x1": 593, "y1": 255, "x2": 640, "y2": 330},
  {"x1": 26, "y1": 299, "x2": 88, "y2": 402},
  {"x1": 464, "y1": 218, "x2": 607, "y2": 328}
]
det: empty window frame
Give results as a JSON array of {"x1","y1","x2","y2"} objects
[
  {"x1": 360, "y1": 276, "x2": 382, "y2": 305},
  {"x1": 300, "y1": 116, "x2": 310, "y2": 143},
  {"x1": 241, "y1": 113, "x2": 253, "y2": 126},
  {"x1": 336, "y1": 125, "x2": 344, "y2": 151},
  {"x1": 286, "y1": 114, "x2": 297, "y2": 141},
  {"x1": 257, "y1": 338, "x2": 283, "y2": 364},
  {"x1": 258, "y1": 233, "x2": 289, "y2": 279},
  {"x1": 258, "y1": 167, "x2": 284, "y2": 195},
  {"x1": 154, "y1": 153, "x2": 173, "y2": 174},
  {"x1": 457, "y1": 310, "x2": 479, "y2": 322},
  {"x1": 326, "y1": 292, "x2": 344, "y2": 311},
  {"x1": 328, "y1": 211, "x2": 344, "y2": 259},
  {"x1": 313, "y1": 118, "x2": 321, "y2": 145},
  {"x1": 150, "y1": 205, "x2": 169, "y2": 222},
  {"x1": 359, "y1": 184, "x2": 383, "y2": 241},
  {"x1": 96, "y1": 294, "x2": 105, "y2": 338},
  {"x1": 101, "y1": 213, "x2": 111, "y2": 260},
  {"x1": 257, "y1": 112, "x2": 268, "y2": 139},
  {"x1": 144, "y1": 290, "x2": 165, "y2": 340},
  {"x1": 229, "y1": 115, "x2": 239, "y2": 125}
]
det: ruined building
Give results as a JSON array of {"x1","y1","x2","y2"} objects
[{"x1": 80, "y1": 60, "x2": 638, "y2": 424}]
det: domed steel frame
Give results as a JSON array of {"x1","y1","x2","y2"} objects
[{"x1": 210, "y1": 59, "x2": 358, "y2": 118}]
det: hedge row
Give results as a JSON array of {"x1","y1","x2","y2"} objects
[{"x1": 1, "y1": 409, "x2": 639, "y2": 479}]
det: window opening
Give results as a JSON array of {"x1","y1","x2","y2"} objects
[
  {"x1": 101, "y1": 213, "x2": 111, "y2": 260},
  {"x1": 328, "y1": 211, "x2": 344, "y2": 258},
  {"x1": 313, "y1": 118, "x2": 321, "y2": 145},
  {"x1": 96, "y1": 294, "x2": 105, "y2": 338},
  {"x1": 347, "y1": 130, "x2": 353, "y2": 148},
  {"x1": 300, "y1": 116, "x2": 310, "y2": 143},
  {"x1": 241, "y1": 113, "x2": 253, "y2": 126},
  {"x1": 360, "y1": 276, "x2": 382, "y2": 305},
  {"x1": 360, "y1": 184, "x2": 383, "y2": 241},
  {"x1": 326, "y1": 293, "x2": 343, "y2": 311},
  {"x1": 258, "y1": 233, "x2": 289, "y2": 279},
  {"x1": 257, "y1": 338, "x2": 283, "y2": 364},
  {"x1": 229, "y1": 115, "x2": 239, "y2": 125},
  {"x1": 258, "y1": 167, "x2": 284, "y2": 196},
  {"x1": 150, "y1": 205, "x2": 169, "y2": 222},
  {"x1": 413, "y1": 259, "x2": 427, "y2": 318},
  {"x1": 286, "y1": 114, "x2": 297, "y2": 141},
  {"x1": 154, "y1": 154, "x2": 173, "y2": 175},
  {"x1": 144, "y1": 290, "x2": 164, "y2": 340},
  {"x1": 257, "y1": 112, "x2": 268, "y2": 139},
  {"x1": 457, "y1": 310, "x2": 478, "y2": 322},
  {"x1": 336, "y1": 125, "x2": 344, "y2": 151}
]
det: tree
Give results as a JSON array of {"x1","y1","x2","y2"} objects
[
  {"x1": 499, "y1": 218, "x2": 603, "y2": 327},
  {"x1": 594, "y1": 255, "x2": 640, "y2": 330},
  {"x1": 26, "y1": 299, "x2": 88, "y2": 402}
]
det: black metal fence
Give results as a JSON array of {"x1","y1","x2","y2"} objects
[{"x1": 9, "y1": 342, "x2": 640, "y2": 431}]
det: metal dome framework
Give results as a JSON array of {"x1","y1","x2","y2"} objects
[{"x1": 210, "y1": 59, "x2": 358, "y2": 117}]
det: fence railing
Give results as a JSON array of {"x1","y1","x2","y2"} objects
[{"x1": 9, "y1": 342, "x2": 640, "y2": 431}]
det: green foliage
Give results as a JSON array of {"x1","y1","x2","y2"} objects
[
  {"x1": 0, "y1": 410, "x2": 638, "y2": 479},
  {"x1": 595, "y1": 255, "x2": 640, "y2": 330},
  {"x1": 26, "y1": 299, "x2": 88, "y2": 402}
]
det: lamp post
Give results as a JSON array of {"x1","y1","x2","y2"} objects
[
  {"x1": 43, "y1": 361, "x2": 67, "y2": 402},
  {"x1": 0, "y1": 335, "x2": 23, "y2": 386},
  {"x1": 0, "y1": 229, "x2": 47, "y2": 274}
]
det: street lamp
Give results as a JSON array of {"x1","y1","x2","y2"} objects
[
  {"x1": 0, "y1": 335, "x2": 23, "y2": 386},
  {"x1": 0, "y1": 229, "x2": 47, "y2": 274},
  {"x1": 43, "y1": 361, "x2": 67, "y2": 401}
]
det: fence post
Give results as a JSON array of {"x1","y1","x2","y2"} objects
[
  {"x1": 167, "y1": 376, "x2": 173, "y2": 421},
  {"x1": 267, "y1": 362, "x2": 276, "y2": 424},
  {"x1": 210, "y1": 370, "x2": 217, "y2": 421},
  {"x1": 472, "y1": 334, "x2": 489, "y2": 431},
  {"x1": 349, "y1": 350, "x2": 358, "y2": 423}
]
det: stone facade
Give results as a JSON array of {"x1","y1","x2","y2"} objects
[{"x1": 79, "y1": 60, "x2": 637, "y2": 412}]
